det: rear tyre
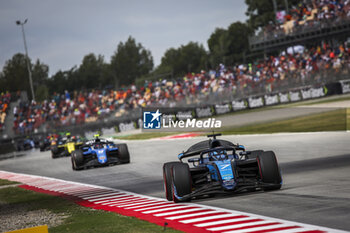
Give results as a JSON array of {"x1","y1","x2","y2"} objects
[
  {"x1": 163, "y1": 162, "x2": 179, "y2": 201},
  {"x1": 172, "y1": 163, "x2": 192, "y2": 203},
  {"x1": 117, "y1": 144, "x2": 130, "y2": 163},
  {"x1": 247, "y1": 150, "x2": 264, "y2": 159},
  {"x1": 39, "y1": 142, "x2": 45, "y2": 152},
  {"x1": 257, "y1": 151, "x2": 282, "y2": 191},
  {"x1": 51, "y1": 146, "x2": 58, "y2": 159},
  {"x1": 71, "y1": 150, "x2": 84, "y2": 171}
]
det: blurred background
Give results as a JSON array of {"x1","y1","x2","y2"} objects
[{"x1": 0, "y1": 0, "x2": 350, "y2": 143}]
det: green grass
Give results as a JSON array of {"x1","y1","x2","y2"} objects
[
  {"x1": 0, "y1": 185, "x2": 181, "y2": 233},
  {"x1": 221, "y1": 109, "x2": 348, "y2": 134},
  {"x1": 0, "y1": 179, "x2": 19, "y2": 186}
]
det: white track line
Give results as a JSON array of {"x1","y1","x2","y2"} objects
[
  {"x1": 85, "y1": 193, "x2": 121, "y2": 201},
  {"x1": 155, "y1": 207, "x2": 207, "y2": 217},
  {"x1": 207, "y1": 220, "x2": 276, "y2": 231},
  {"x1": 93, "y1": 194, "x2": 131, "y2": 204},
  {"x1": 221, "y1": 223, "x2": 300, "y2": 233},
  {"x1": 134, "y1": 203, "x2": 178, "y2": 212},
  {"x1": 117, "y1": 200, "x2": 159, "y2": 208},
  {"x1": 195, "y1": 216, "x2": 257, "y2": 227},
  {"x1": 124, "y1": 202, "x2": 170, "y2": 210},
  {"x1": 180, "y1": 214, "x2": 238, "y2": 224},
  {"x1": 79, "y1": 190, "x2": 116, "y2": 198},
  {"x1": 166, "y1": 210, "x2": 222, "y2": 220},
  {"x1": 142, "y1": 205, "x2": 190, "y2": 214}
]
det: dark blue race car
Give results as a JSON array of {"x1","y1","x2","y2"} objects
[
  {"x1": 71, "y1": 136, "x2": 130, "y2": 170},
  {"x1": 163, "y1": 133, "x2": 282, "y2": 202}
]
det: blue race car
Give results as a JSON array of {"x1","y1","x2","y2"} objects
[
  {"x1": 163, "y1": 133, "x2": 282, "y2": 202},
  {"x1": 71, "y1": 135, "x2": 130, "y2": 170}
]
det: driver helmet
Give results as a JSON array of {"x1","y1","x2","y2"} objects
[
  {"x1": 94, "y1": 134, "x2": 100, "y2": 142},
  {"x1": 94, "y1": 143, "x2": 103, "y2": 149}
]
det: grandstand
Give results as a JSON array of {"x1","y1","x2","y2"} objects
[{"x1": 249, "y1": 0, "x2": 350, "y2": 53}]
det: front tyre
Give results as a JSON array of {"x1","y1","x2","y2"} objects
[
  {"x1": 246, "y1": 150, "x2": 264, "y2": 159},
  {"x1": 171, "y1": 163, "x2": 192, "y2": 203},
  {"x1": 71, "y1": 150, "x2": 84, "y2": 171},
  {"x1": 163, "y1": 162, "x2": 179, "y2": 201},
  {"x1": 116, "y1": 144, "x2": 130, "y2": 163},
  {"x1": 257, "y1": 151, "x2": 282, "y2": 191}
]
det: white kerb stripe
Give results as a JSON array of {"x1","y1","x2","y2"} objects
[
  {"x1": 269, "y1": 229, "x2": 317, "y2": 233},
  {"x1": 93, "y1": 195, "x2": 131, "y2": 204},
  {"x1": 142, "y1": 205, "x2": 190, "y2": 214},
  {"x1": 63, "y1": 188, "x2": 97, "y2": 195},
  {"x1": 107, "y1": 198, "x2": 144, "y2": 206},
  {"x1": 154, "y1": 208, "x2": 206, "y2": 217},
  {"x1": 40, "y1": 183, "x2": 67, "y2": 190},
  {"x1": 78, "y1": 190, "x2": 114, "y2": 197},
  {"x1": 86, "y1": 193, "x2": 121, "y2": 201},
  {"x1": 54, "y1": 185, "x2": 82, "y2": 192},
  {"x1": 195, "y1": 216, "x2": 257, "y2": 227},
  {"x1": 207, "y1": 220, "x2": 276, "y2": 231},
  {"x1": 134, "y1": 204, "x2": 178, "y2": 212},
  {"x1": 124, "y1": 202, "x2": 170, "y2": 210},
  {"x1": 112, "y1": 199, "x2": 152, "y2": 207},
  {"x1": 76, "y1": 190, "x2": 111, "y2": 198},
  {"x1": 117, "y1": 200, "x2": 159, "y2": 208},
  {"x1": 103, "y1": 196, "x2": 140, "y2": 205},
  {"x1": 221, "y1": 223, "x2": 300, "y2": 233},
  {"x1": 166, "y1": 211, "x2": 221, "y2": 220},
  {"x1": 181, "y1": 214, "x2": 238, "y2": 224},
  {"x1": 80, "y1": 191, "x2": 116, "y2": 199}
]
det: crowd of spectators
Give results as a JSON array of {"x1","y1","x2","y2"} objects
[
  {"x1": 259, "y1": 0, "x2": 350, "y2": 40},
  {"x1": 13, "y1": 90, "x2": 116, "y2": 134},
  {"x1": 0, "y1": 92, "x2": 11, "y2": 132},
  {"x1": 11, "y1": 40, "x2": 350, "y2": 134}
]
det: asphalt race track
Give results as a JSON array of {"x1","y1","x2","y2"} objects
[{"x1": 0, "y1": 131, "x2": 349, "y2": 231}]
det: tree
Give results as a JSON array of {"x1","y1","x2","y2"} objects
[
  {"x1": 158, "y1": 42, "x2": 208, "y2": 78},
  {"x1": 0, "y1": 54, "x2": 50, "y2": 100},
  {"x1": 226, "y1": 22, "x2": 252, "y2": 64},
  {"x1": 207, "y1": 28, "x2": 229, "y2": 67},
  {"x1": 111, "y1": 36, "x2": 153, "y2": 86},
  {"x1": 32, "y1": 59, "x2": 49, "y2": 85},
  {"x1": 0, "y1": 53, "x2": 31, "y2": 95},
  {"x1": 32, "y1": 59, "x2": 49, "y2": 101},
  {"x1": 207, "y1": 22, "x2": 252, "y2": 67},
  {"x1": 47, "y1": 68, "x2": 76, "y2": 94},
  {"x1": 76, "y1": 53, "x2": 107, "y2": 89}
]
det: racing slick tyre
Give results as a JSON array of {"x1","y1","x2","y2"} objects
[
  {"x1": 171, "y1": 163, "x2": 192, "y2": 203},
  {"x1": 51, "y1": 146, "x2": 58, "y2": 159},
  {"x1": 71, "y1": 150, "x2": 84, "y2": 171},
  {"x1": 247, "y1": 150, "x2": 264, "y2": 159},
  {"x1": 116, "y1": 144, "x2": 130, "y2": 163},
  {"x1": 257, "y1": 151, "x2": 282, "y2": 191},
  {"x1": 163, "y1": 162, "x2": 179, "y2": 201},
  {"x1": 39, "y1": 142, "x2": 45, "y2": 152}
]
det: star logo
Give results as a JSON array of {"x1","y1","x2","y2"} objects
[{"x1": 150, "y1": 109, "x2": 162, "y2": 122}]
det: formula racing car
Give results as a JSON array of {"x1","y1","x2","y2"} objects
[
  {"x1": 51, "y1": 133, "x2": 84, "y2": 158},
  {"x1": 163, "y1": 133, "x2": 282, "y2": 202},
  {"x1": 71, "y1": 135, "x2": 130, "y2": 170}
]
